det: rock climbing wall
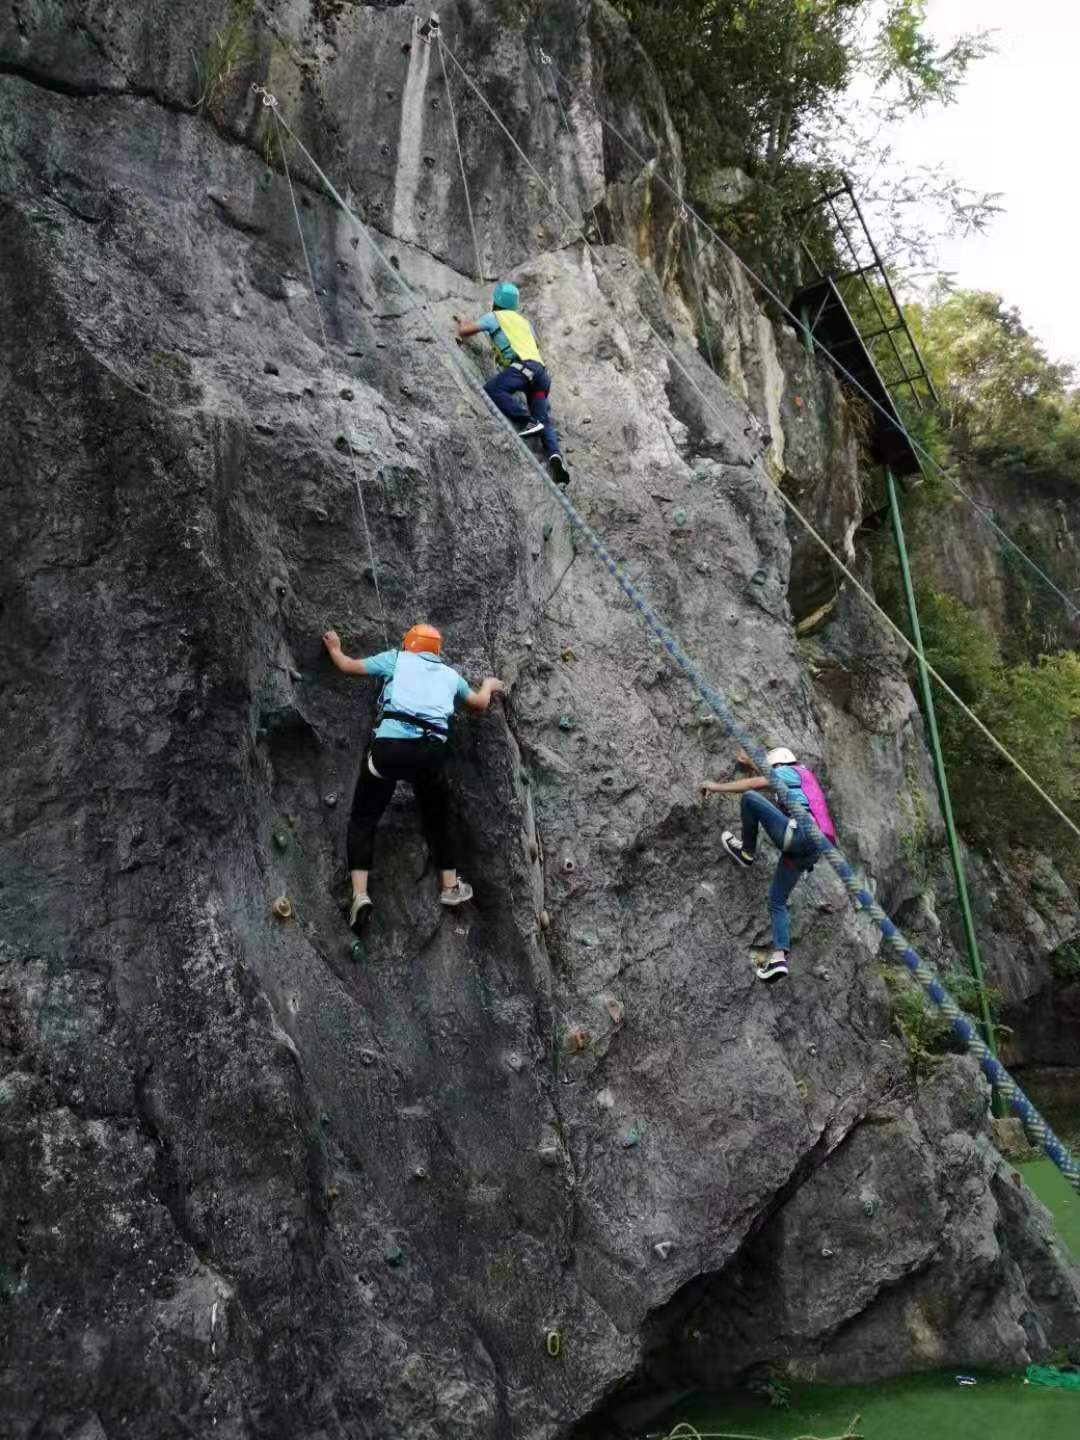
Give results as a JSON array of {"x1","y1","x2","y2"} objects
[{"x1": 1, "y1": 2, "x2": 1077, "y2": 1438}]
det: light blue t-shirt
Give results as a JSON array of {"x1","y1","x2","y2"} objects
[{"x1": 364, "y1": 650, "x2": 469, "y2": 742}]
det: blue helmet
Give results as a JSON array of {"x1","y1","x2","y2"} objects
[{"x1": 493, "y1": 280, "x2": 520, "y2": 311}]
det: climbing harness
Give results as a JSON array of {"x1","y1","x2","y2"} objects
[
  {"x1": 435, "y1": 38, "x2": 1080, "y2": 845},
  {"x1": 253, "y1": 83, "x2": 391, "y2": 649},
  {"x1": 534, "y1": 51, "x2": 1080, "y2": 628},
  {"x1": 250, "y1": 91, "x2": 1080, "y2": 1196}
]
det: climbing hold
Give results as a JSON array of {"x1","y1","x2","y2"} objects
[
  {"x1": 751, "y1": 568, "x2": 767, "y2": 586},
  {"x1": 360, "y1": 1048, "x2": 377, "y2": 1066},
  {"x1": 565, "y1": 1027, "x2": 590, "y2": 1054},
  {"x1": 653, "y1": 1241, "x2": 675, "y2": 1261},
  {"x1": 351, "y1": 940, "x2": 367, "y2": 964},
  {"x1": 272, "y1": 830, "x2": 289, "y2": 851},
  {"x1": 794, "y1": 394, "x2": 804, "y2": 409},
  {"x1": 807, "y1": 1043, "x2": 818, "y2": 1057},
  {"x1": 324, "y1": 792, "x2": 338, "y2": 808},
  {"x1": 334, "y1": 433, "x2": 350, "y2": 452},
  {"x1": 821, "y1": 1247, "x2": 834, "y2": 1259},
  {"x1": 505, "y1": 1051, "x2": 524, "y2": 1073},
  {"x1": 400, "y1": 41, "x2": 411, "y2": 54},
  {"x1": 413, "y1": 1165, "x2": 428, "y2": 1181},
  {"x1": 595, "y1": 1088, "x2": 615, "y2": 1110},
  {"x1": 340, "y1": 387, "x2": 354, "y2": 401},
  {"x1": 561, "y1": 648, "x2": 576, "y2": 663},
  {"x1": 545, "y1": 1329, "x2": 561, "y2": 1358},
  {"x1": 520, "y1": 769, "x2": 531, "y2": 786},
  {"x1": 622, "y1": 1124, "x2": 640, "y2": 1149},
  {"x1": 673, "y1": 508, "x2": 687, "y2": 527},
  {"x1": 561, "y1": 857, "x2": 575, "y2": 875},
  {"x1": 263, "y1": 360, "x2": 279, "y2": 375},
  {"x1": 538, "y1": 1144, "x2": 560, "y2": 1168},
  {"x1": 605, "y1": 997, "x2": 625, "y2": 1027},
  {"x1": 312, "y1": 505, "x2": 328, "y2": 523},
  {"x1": 862, "y1": 1197, "x2": 878, "y2": 1218},
  {"x1": 271, "y1": 896, "x2": 293, "y2": 921},
  {"x1": 558, "y1": 714, "x2": 575, "y2": 732},
  {"x1": 384, "y1": 1245, "x2": 404, "y2": 1267},
  {"x1": 542, "y1": 521, "x2": 554, "y2": 541},
  {"x1": 539, "y1": 910, "x2": 551, "y2": 930}
]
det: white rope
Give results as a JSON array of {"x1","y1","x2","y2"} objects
[
  {"x1": 435, "y1": 41, "x2": 1080, "y2": 843},
  {"x1": 437, "y1": 35, "x2": 485, "y2": 287},
  {"x1": 270, "y1": 106, "x2": 391, "y2": 650},
  {"x1": 538, "y1": 53, "x2": 1080, "y2": 626}
]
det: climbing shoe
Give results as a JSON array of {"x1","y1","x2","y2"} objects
[
  {"x1": 549, "y1": 454, "x2": 570, "y2": 486},
  {"x1": 518, "y1": 418, "x2": 544, "y2": 439},
  {"x1": 349, "y1": 893, "x2": 373, "y2": 929},
  {"x1": 755, "y1": 951, "x2": 789, "y2": 985},
  {"x1": 439, "y1": 879, "x2": 474, "y2": 907},
  {"x1": 721, "y1": 831, "x2": 755, "y2": 869}
]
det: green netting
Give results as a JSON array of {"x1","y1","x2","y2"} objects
[{"x1": 1025, "y1": 1365, "x2": 1080, "y2": 1391}]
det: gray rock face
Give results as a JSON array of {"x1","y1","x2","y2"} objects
[{"x1": 1, "y1": 3, "x2": 1077, "y2": 1438}]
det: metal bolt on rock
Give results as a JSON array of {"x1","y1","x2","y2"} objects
[
  {"x1": 558, "y1": 714, "x2": 575, "y2": 731},
  {"x1": 272, "y1": 830, "x2": 289, "y2": 851},
  {"x1": 653, "y1": 1241, "x2": 675, "y2": 1260},
  {"x1": 622, "y1": 1124, "x2": 640, "y2": 1149},
  {"x1": 350, "y1": 940, "x2": 367, "y2": 963},
  {"x1": 324, "y1": 792, "x2": 338, "y2": 807}
]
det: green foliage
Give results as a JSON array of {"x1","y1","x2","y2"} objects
[
  {"x1": 907, "y1": 288, "x2": 1080, "y2": 487},
  {"x1": 1050, "y1": 939, "x2": 1080, "y2": 987},
  {"x1": 609, "y1": 1, "x2": 994, "y2": 277},
  {"x1": 746, "y1": 1369, "x2": 792, "y2": 1410},
  {"x1": 192, "y1": 0, "x2": 256, "y2": 117},
  {"x1": 882, "y1": 965, "x2": 1008, "y2": 1079}
]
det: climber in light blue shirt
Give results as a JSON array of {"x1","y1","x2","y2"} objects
[{"x1": 322, "y1": 623, "x2": 506, "y2": 927}]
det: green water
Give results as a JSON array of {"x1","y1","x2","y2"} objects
[{"x1": 659, "y1": 1371, "x2": 1079, "y2": 1440}]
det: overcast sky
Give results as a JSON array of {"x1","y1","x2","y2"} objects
[{"x1": 877, "y1": 0, "x2": 1078, "y2": 369}]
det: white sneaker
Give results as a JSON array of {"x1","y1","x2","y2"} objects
[
  {"x1": 349, "y1": 893, "x2": 373, "y2": 928},
  {"x1": 755, "y1": 951, "x2": 789, "y2": 984},
  {"x1": 439, "y1": 879, "x2": 474, "y2": 907},
  {"x1": 518, "y1": 419, "x2": 544, "y2": 438}
]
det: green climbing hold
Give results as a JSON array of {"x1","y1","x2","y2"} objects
[
  {"x1": 272, "y1": 830, "x2": 289, "y2": 851},
  {"x1": 384, "y1": 1245, "x2": 404, "y2": 1267},
  {"x1": 622, "y1": 1123, "x2": 640, "y2": 1149},
  {"x1": 334, "y1": 433, "x2": 350, "y2": 452},
  {"x1": 751, "y1": 568, "x2": 767, "y2": 586},
  {"x1": 350, "y1": 939, "x2": 366, "y2": 963},
  {"x1": 558, "y1": 714, "x2": 575, "y2": 732},
  {"x1": 673, "y1": 508, "x2": 687, "y2": 527},
  {"x1": 542, "y1": 521, "x2": 554, "y2": 541}
]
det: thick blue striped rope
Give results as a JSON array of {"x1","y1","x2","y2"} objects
[{"x1": 263, "y1": 92, "x2": 1080, "y2": 1199}]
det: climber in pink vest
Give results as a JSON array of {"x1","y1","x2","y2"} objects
[{"x1": 703, "y1": 745, "x2": 837, "y2": 985}]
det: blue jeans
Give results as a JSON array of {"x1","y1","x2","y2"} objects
[
  {"x1": 740, "y1": 791, "x2": 816, "y2": 953},
  {"x1": 484, "y1": 362, "x2": 561, "y2": 456}
]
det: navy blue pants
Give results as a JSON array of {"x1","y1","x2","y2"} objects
[
  {"x1": 740, "y1": 791, "x2": 816, "y2": 952},
  {"x1": 484, "y1": 362, "x2": 561, "y2": 456}
]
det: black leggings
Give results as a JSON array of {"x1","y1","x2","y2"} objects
[{"x1": 347, "y1": 738, "x2": 455, "y2": 872}]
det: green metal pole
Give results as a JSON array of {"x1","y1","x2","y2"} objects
[{"x1": 885, "y1": 469, "x2": 1000, "y2": 1073}]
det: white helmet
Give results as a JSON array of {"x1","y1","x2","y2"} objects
[{"x1": 766, "y1": 747, "x2": 797, "y2": 767}]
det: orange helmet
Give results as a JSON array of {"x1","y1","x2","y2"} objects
[{"x1": 402, "y1": 623, "x2": 442, "y2": 655}]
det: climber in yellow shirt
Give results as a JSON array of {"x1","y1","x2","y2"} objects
[{"x1": 456, "y1": 281, "x2": 569, "y2": 485}]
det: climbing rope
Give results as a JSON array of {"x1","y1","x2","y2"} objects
[
  {"x1": 436, "y1": 38, "x2": 1080, "y2": 845},
  {"x1": 262, "y1": 91, "x2": 391, "y2": 649},
  {"x1": 436, "y1": 34, "x2": 485, "y2": 286},
  {"x1": 253, "y1": 86, "x2": 1080, "y2": 1196},
  {"x1": 537, "y1": 52, "x2": 1080, "y2": 628},
  {"x1": 654, "y1": 1427, "x2": 861, "y2": 1440},
  {"x1": 681, "y1": 206, "x2": 718, "y2": 376},
  {"x1": 533, "y1": 44, "x2": 682, "y2": 475}
]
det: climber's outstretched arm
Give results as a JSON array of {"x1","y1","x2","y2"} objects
[
  {"x1": 463, "y1": 677, "x2": 506, "y2": 712},
  {"x1": 322, "y1": 630, "x2": 369, "y2": 676},
  {"x1": 702, "y1": 775, "x2": 769, "y2": 796},
  {"x1": 456, "y1": 318, "x2": 483, "y2": 341}
]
